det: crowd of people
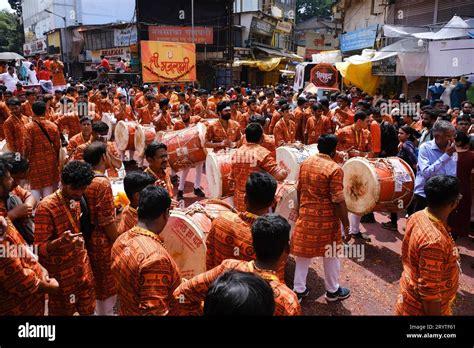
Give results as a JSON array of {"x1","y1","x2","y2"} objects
[{"x1": 0, "y1": 72, "x2": 472, "y2": 316}]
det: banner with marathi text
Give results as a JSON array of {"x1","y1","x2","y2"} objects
[{"x1": 141, "y1": 41, "x2": 197, "y2": 83}]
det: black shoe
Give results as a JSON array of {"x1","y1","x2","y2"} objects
[
  {"x1": 194, "y1": 188, "x2": 205, "y2": 198},
  {"x1": 177, "y1": 190, "x2": 184, "y2": 201},
  {"x1": 294, "y1": 288, "x2": 310, "y2": 303},
  {"x1": 352, "y1": 232, "x2": 372, "y2": 242},
  {"x1": 360, "y1": 214, "x2": 376, "y2": 223},
  {"x1": 381, "y1": 222, "x2": 398, "y2": 232},
  {"x1": 325, "y1": 287, "x2": 351, "y2": 302},
  {"x1": 171, "y1": 175, "x2": 179, "y2": 185}
]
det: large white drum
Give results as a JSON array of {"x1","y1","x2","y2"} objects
[
  {"x1": 342, "y1": 157, "x2": 415, "y2": 215},
  {"x1": 114, "y1": 121, "x2": 138, "y2": 151},
  {"x1": 276, "y1": 144, "x2": 319, "y2": 182},
  {"x1": 161, "y1": 199, "x2": 235, "y2": 279},
  {"x1": 206, "y1": 150, "x2": 236, "y2": 199},
  {"x1": 134, "y1": 124, "x2": 156, "y2": 158},
  {"x1": 273, "y1": 181, "x2": 299, "y2": 236}
]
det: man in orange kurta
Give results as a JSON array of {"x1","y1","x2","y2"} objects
[
  {"x1": 67, "y1": 116, "x2": 92, "y2": 159},
  {"x1": 4, "y1": 98, "x2": 29, "y2": 156},
  {"x1": 238, "y1": 98, "x2": 259, "y2": 132},
  {"x1": 114, "y1": 95, "x2": 135, "y2": 122},
  {"x1": 144, "y1": 141, "x2": 174, "y2": 197},
  {"x1": 176, "y1": 215, "x2": 300, "y2": 316},
  {"x1": 231, "y1": 123, "x2": 287, "y2": 212},
  {"x1": 329, "y1": 95, "x2": 354, "y2": 130},
  {"x1": 137, "y1": 95, "x2": 158, "y2": 125},
  {"x1": 396, "y1": 175, "x2": 461, "y2": 316},
  {"x1": 206, "y1": 172, "x2": 287, "y2": 281},
  {"x1": 154, "y1": 98, "x2": 172, "y2": 132},
  {"x1": 24, "y1": 101, "x2": 61, "y2": 202},
  {"x1": 293, "y1": 97, "x2": 308, "y2": 142},
  {"x1": 56, "y1": 98, "x2": 81, "y2": 137},
  {"x1": 305, "y1": 103, "x2": 332, "y2": 145},
  {"x1": 240, "y1": 114, "x2": 276, "y2": 157},
  {"x1": 0, "y1": 99, "x2": 11, "y2": 140},
  {"x1": 193, "y1": 90, "x2": 217, "y2": 119},
  {"x1": 50, "y1": 57, "x2": 66, "y2": 89},
  {"x1": 21, "y1": 90, "x2": 36, "y2": 118},
  {"x1": 118, "y1": 171, "x2": 156, "y2": 235},
  {"x1": 111, "y1": 186, "x2": 182, "y2": 316},
  {"x1": 83, "y1": 142, "x2": 119, "y2": 315},
  {"x1": 274, "y1": 104, "x2": 296, "y2": 147},
  {"x1": 96, "y1": 91, "x2": 114, "y2": 119},
  {"x1": 291, "y1": 134, "x2": 352, "y2": 302},
  {"x1": 34, "y1": 161, "x2": 96, "y2": 316},
  {"x1": 205, "y1": 102, "x2": 241, "y2": 152}
]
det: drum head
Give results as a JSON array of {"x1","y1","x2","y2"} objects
[
  {"x1": 161, "y1": 212, "x2": 207, "y2": 279},
  {"x1": 134, "y1": 125, "x2": 146, "y2": 157},
  {"x1": 275, "y1": 183, "x2": 299, "y2": 236},
  {"x1": 206, "y1": 152, "x2": 222, "y2": 199},
  {"x1": 114, "y1": 121, "x2": 130, "y2": 151},
  {"x1": 197, "y1": 122, "x2": 207, "y2": 149},
  {"x1": 102, "y1": 113, "x2": 116, "y2": 141},
  {"x1": 276, "y1": 147, "x2": 298, "y2": 182},
  {"x1": 342, "y1": 158, "x2": 380, "y2": 215}
]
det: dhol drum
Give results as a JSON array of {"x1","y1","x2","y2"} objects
[
  {"x1": 134, "y1": 124, "x2": 157, "y2": 157},
  {"x1": 273, "y1": 181, "x2": 299, "y2": 236},
  {"x1": 206, "y1": 149, "x2": 236, "y2": 199},
  {"x1": 114, "y1": 121, "x2": 138, "y2": 151},
  {"x1": 276, "y1": 144, "x2": 319, "y2": 182},
  {"x1": 161, "y1": 199, "x2": 235, "y2": 279},
  {"x1": 156, "y1": 123, "x2": 208, "y2": 172},
  {"x1": 342, "y1": 157, "x2": 415, "y2": 216},
  {"x1": 102, "y1": 113, "x2": 117, "y2": 141}
]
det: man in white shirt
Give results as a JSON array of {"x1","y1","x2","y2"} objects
[{"x1": 0, "y1": 66, "x2": 19, "y2": 92}]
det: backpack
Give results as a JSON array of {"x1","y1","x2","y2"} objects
[
  {"x1": 79, "y1": 196, "x2": 94, "y2": 242},
  {"x1": 18, "y1": 65, "x2": 28, "y2": 80},
  {"x1": 380, "y1": 121, "x2": 399, "y2": 157}
]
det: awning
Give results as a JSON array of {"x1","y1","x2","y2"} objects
[
  {"x1": 233, "y1": 57, "x2": 282, "y2": 72},
  {"x1": 254, "y1": 46, "x2": 303, "y2": 61}
]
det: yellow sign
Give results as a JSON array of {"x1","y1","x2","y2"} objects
[{"x1": 141, "y1": 41, "x2": 196, "y2": 83}]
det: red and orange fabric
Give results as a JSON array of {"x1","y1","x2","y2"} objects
[
  {"x1": 154, "y1": 110, "x2": 172, "y2": 132},
  {"x1": 0, "y1": 219, "x2": 45, "y2": 316},
  {"x1": 291, "y1": 154, "x2": 345, "y2": 258},
  {"x1": 335, "y1": 125, "x2": 372, "y2": 157},
  {"x1": 111, "y1": 226, "x2": 182, "y2": 316},
  {"x1": 34, "y1": 191, "x2": 96, "y2": 315},
  {"x1": 117, "y1": 205, "x2": 138, "y2": 235},
  {"x1": 240, "y1": 133, "x2": 276, "y2": 158},
  {"x1": 274, "y1": 118, "x2": 296, "y2": 147},
  {"x1": 24, "y1": 118, "x2": 61, "y2": 190},
  {"x1": 84, "y1": 176, "x2": 117, "y2": 301},
  {"x1": 173, "y1": 116, "x2": 203, "y2": 131},
  {"x1": 57, "y1": 114, "x2": 81, "y2": 137},
  {"x1": 137, "y1": 105, "x2": 157, "y2": 125},
  {"x1": 0, "y1": 101, "x2": 11, "y2": 139},
  {"x1": 66, "y1": 132, "x2": 89, "y2": 158},
  {"x1": 193, "y1": 101, "x2": 217, "y2": 118},
  {"x1": 205, "y1": 119, "x2": 241, "y2": 147},
  {"x1": 396, "y1": 209, "x2": 460, "y2": 316},
  {"x1": 330, "y1": 107, "x2": 354, "y2": 128},
  {"x1": 21, "y1": 101, "x2": 34, "y2": 118},
  {"x1": 113, "y1": 104, "x2": 135, "y2": 122},
  {"x1": 369, "y1": 120, "x2": 381, "y2": 155},
  {"x1": 231, "y1": 143, "x2": 280, "y2": 212},
  {"x1": 206, "y1": 212, "x2": 286, "y2": 281},
  {"x1": 305, "y1": 115, "x2": 332, "y2": 145},
  {"x1": 268, "y1": 110, "x2": 281, "y2": 134},
  {"x1": 174, "y1": 259, "x2": 300, "y2": 316},
  {"x1": 3, "y1": 113, "x2": 29, "y2": 155},
  {"x1": 144, "y1": 167, "x2": 174, "y2": 197},
  {"x1": 50, "y1": 61, "x2": 66, "y2": 86},
  {"x1": 96, "y1": 99, "x2": 114, "y2": 119}
]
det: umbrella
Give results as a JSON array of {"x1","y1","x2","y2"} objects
[{"x1": 0, "y1": 52, "x2": 26, "y2": 61}]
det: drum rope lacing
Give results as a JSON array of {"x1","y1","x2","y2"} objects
[
  {"x1": 371, "y1": 158, "x2": 414, "y2": 206},
  {"x1": 183, "y1": 200, "x2": 238, "y2": 221},
  {"x1": 158, "y1": 126, "x2": 204, "y2": 170}
]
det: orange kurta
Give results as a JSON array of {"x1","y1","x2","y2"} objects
[
  {"x1": 240, "y1": 134, "x2": 276, "y2": 157},
  {"x1": 117, "y1": 205, "x2": 138, "y2": 235},
  {"x1": 274, "y1": 118, "x2": 296, "y2": 147},
  {"x1": 193, "y1": 101, "x2": 217, "y2": 118},
  {"x1": 206, "y1": 212, "x2": 286, "y2": 281},
  {"x1": 173, "y1": 116, "x2": 202, "y2": 131},
  {"x1": 231, "y1": 143, "x2": 280, "y2": 212},
  {"x1": 21, "y1": 101, "x2": 34, "y2": 118},
  {"x1": 268, "y1": 110, "x2": 281, "y2": 134},
  {"x1": 96, "y1": 99, "x2": 114, "y2": 119},
  {"x1": 24, "y1": 118, "x2": 60, "y2": 189},
  {"x1": 66, "y1": 132, "x2": 89, "y2": 158},
  {"x1": 137, "y1": 105, "x2": 157, "y2": 125},
  {"x1": 114, "y1": 104, "x2": 135, "y2": 122},
  {"x1": 111, "y1": 227, "x2": 182, "y2": 316},
  {"x1": 144, "y1": 167, "x2": 174, "y2": 197},
  {"x1": 396, "y1": 210, "x2": 460, "y2": 316},
  {"x1": 34, "y1": 191, "x2": 95, "y2": 315},
  {"x1": 174, "y1": 259, "x2": 300, "y2": 316},
  {"x1": 3, "y1": 114, "x2": 30, "y2": 155},
  {"x1": 335, "y1": 125, "x2": 372, "y2": 157},
  {"x1": 293, "y1": 106, "x2": 306, "y2": 142},
  {"x1": 205, "y1": 119, "x2": 241, "y2": 150},
  {"x1": 85, "y1": 176, "x2": 117, "y2": 301},
  {"x1": 57, "y1": 114, "x2": 81, "y2": 137},
  {"x1": 305, "y1": 115, "x2": 332, "y2": 145},
  {"x1": 291, "y1": 154, "x2": 345, "y2": 258},
  {"x1": 50, "y1": 61, "x2": 66, "y2": 86},
  {"x1": 0, "y1": 101, "x2": 11, "y2": 139},
  {"x1": 330, "y1": 107, "x2": 354, "y2": 128},
  {"x1": 154, "y1": 110, "x2": 172, "y2": 132},
  {"x1": 0, "y1": 219, "x2": 45, "y2": 316}
]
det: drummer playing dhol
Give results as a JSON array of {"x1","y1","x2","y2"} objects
[
  {"x1": 205, "y1": 101, "x2": 241, "y2": 153},
  {"x1": 273, "y1": 104, "x2": 296, "y2": 148},
  {"x1": 335, "y1": 111, "x2": 373, "y2": 241}
]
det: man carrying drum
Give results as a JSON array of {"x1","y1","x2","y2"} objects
[
  {"x1": 144, "y1": 141, "x2": 175, "y2": 200},
  {"x1": 205, "y1": 101, "x2": 241, "y2": 153},
  {"x1": 231, "y1": 123, "x2": 288, "y2": 212},
  {"x1": 304, "y1": 102, "x2": 332, "y2": 145},
  {"x1": 193, "y1": 89, "x2": 217, "y2": 119},
  {"x1": 291, "y1": 134, "x2": 352, "y2": 303},
  {"x1": 335, "y1": 111, "x2": 373, "y2": 241},
  {"x1": 274, "y1": 104, "x2": 296, "y2": 147}
]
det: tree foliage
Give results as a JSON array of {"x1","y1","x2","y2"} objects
[
  {"x1": 8, "y1": 0, "x2": 22, "y2": 17},
  {"x1": 0, "y1": 10, "x2": 25, "y2": 53},
  {"x1": 296, "y1": 0, "x2": 332, "y2": 23}
]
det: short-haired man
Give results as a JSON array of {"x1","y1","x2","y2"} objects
[
  {"x1": 274, "y1": 104, "x2": 296, "y2": 147},
  {"x1": 4, "y1": 98, "x2": 29, "y2": 156},
  {"x1": 205, "y1": 101, "x2": 241, "y2": 152},
  {"x1": 144, "y1": 141, "x2": 174, "y2": 197},
  {"x1": 396, "y1": 175, "x2": 461, "y2": 315},
  {"x1": 111, "y1": 186, "x2": 182, "y2": 316}
]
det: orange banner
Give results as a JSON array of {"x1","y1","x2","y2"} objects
[{"x1": 141, "y1": 41, "x2": 197, "y2": 83}]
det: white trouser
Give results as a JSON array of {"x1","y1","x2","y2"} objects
[
  {"x1": 31, "y1": 185, "x2": 56, "y2": 202},
  {"x1": 349, "y1": 213, "x2": 362, "y2": 235},
  {"x1": 95, "y1": 295, "x2": 117, "y2": 316},
  {"x1": 293, "y1": 257, "x2": 341, "y2": 294},
  {"x1": 178, "y1": 162, "x2": 203, "y2": 191}
]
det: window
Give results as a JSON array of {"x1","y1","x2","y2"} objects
[{"x1": 84, "y1": 30, "x2": 115, "y2": 51}]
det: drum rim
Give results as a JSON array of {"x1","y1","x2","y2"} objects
[
  {"x1": 276, "y1": 146, "x2": 299, "y2": 182},
  {"x1": 134, "y1": 124, "x2": 155, "y2": 156},
  {"x1": 196, "y1": 123, "x2": 208, "y2": 153},
  {"x1": 342, "y1": 157, "x2": 380, "y2": 215},
  {"x1": 275, "y1": 182, "x2": 298, "y2": 214},
  {"x1": 114, "y1": 120, "x2": 129, "y2": 151},
  {"x1": 166, "y1": 210, "x2": 206, "y2": 241},
  {"x1": 205, "y1": 151, "x2": 223, "y2": 199}
]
